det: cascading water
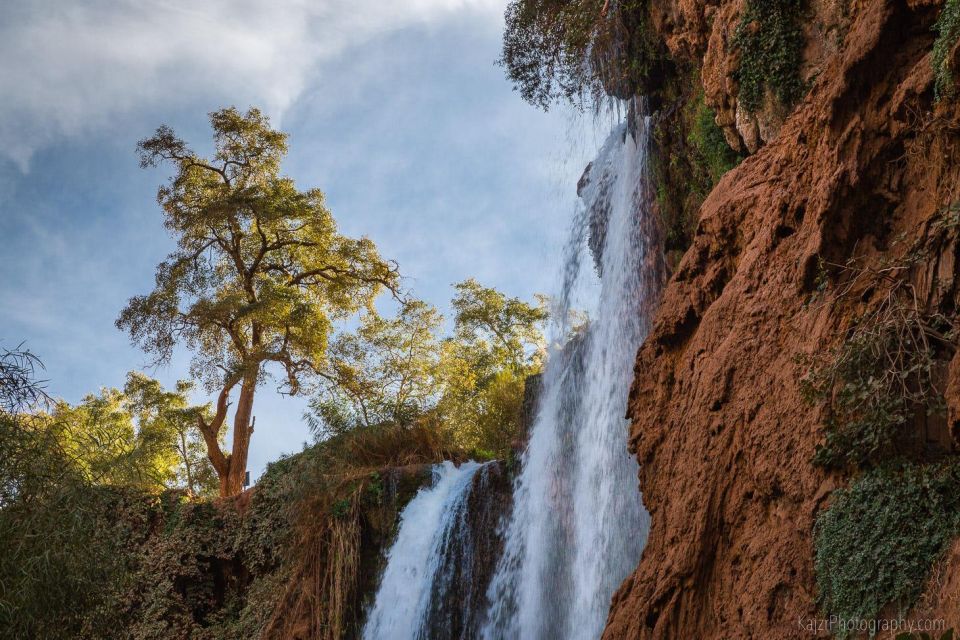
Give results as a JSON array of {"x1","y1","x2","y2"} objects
[
  {"x1": 363, "y1": 100, "x2": 662, "y2": 640},
  {"x1": 481, "y1": 100, "x2": 660, "y2": 640},
  {"x1": 363, "y1": 460, "x2": 498, "y2": 640}
]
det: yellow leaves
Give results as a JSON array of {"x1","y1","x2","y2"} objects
[{"x1": 122, "y1": 106, "x2": 401, "y2": 401}]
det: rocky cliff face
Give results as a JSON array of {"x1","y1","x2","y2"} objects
[{"x1": 603, "y1": 0, "x2": 960, "y2": 637}]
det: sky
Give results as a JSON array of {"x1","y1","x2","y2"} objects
[{"x1": 0, "y1": 0, "x2": 607, "y2": 480}]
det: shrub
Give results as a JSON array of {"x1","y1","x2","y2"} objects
[
  {"x1": 933, "y1": 0, "x2": 960, "y2": 101},
  {"x1": 0, "y1": 464, "x2": 296, "y2": 640},
  {"x1": 814, "y1": 462, "x2": 960, "y2": 634},
  {"x1": 0, "y1": 484, "x2": 153, "y2": 640},
  {"x1": 651, "y1": 88, "x2": 743, "y2": 256},
  {"x1": 800, "y1": 277, "x2": 953, "y2": 470},
  {"x1": 733, "y1": 0, "x2": 807, "y2": 113},
  {"x1": 687, "y1": 97, "x2": 741, "y2": 184}
]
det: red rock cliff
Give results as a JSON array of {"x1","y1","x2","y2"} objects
[{"x1": 604, "y1": 0, "x2": 960, "y2": 637}]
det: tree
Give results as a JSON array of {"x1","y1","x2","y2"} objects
[
  {"x1": 308, "y1": 300, "x2": 442, "y2": 437},
  {"x1": 123, "y1": 372, "x2": 219, "y2": 496},
  {"x1": 0, "y1": 345, "x2": 56, "y2": 507},
  {"x1": 0, "y1": 344, "x2": 48, "y2": 414},
  {"x1": 118, "y1": 107, "x2": 400, "y2": 495},
  {"x1": 436, "y1": 280, "x2": 547, "y2": 455},
  {"x1": 500, "y1": 0, "x2": 668, "y2": 109},
  {"x1": 450, "y1": 278, "x2": 547, "y2": 374},
  {"x1": 306, "y1": 281, "x2": 548, "y2": 457}
]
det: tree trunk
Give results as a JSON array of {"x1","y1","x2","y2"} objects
[
  {"x1": 221, "y1": 375, "x2": 256, "y2": 496},
  {"x1": 179, "y1": 430, "x2": 196, "y2": 496}
]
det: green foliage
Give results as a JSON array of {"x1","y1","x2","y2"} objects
[
  {"x1": 0, "y1": 344, "x2": 49, "y2": 413},
  {"x1": 651, "y1": 86, "x2": 743, "y2": 256},
  {"x1": 933, "y1": 0, "x2": 960, "y2": 101},
  {"x1": 120, "y1": 106, "x2": 398, "y2": 392},
  {"x1": 500, "y1": 0, "x2": 666, "y2": 108},
  {"x1": 0, "y1": 472, "x2": 295, "y2": 640},
  {"x1": 814, "y1": 463, "x2": 960, "y2": 634},
  {"x1": 450, "y1": 278, "x2": 547, "y2": 373},
  {"x1": 733, "y1": 0, "x2": 807, "y2": 113},
  {"x1": 437, "y1": 281, "x2": 546, "y2": 456},
  {"x1": 24, "y1": 373, "x2": 218, "y2": 495},
  {"x1": 49, "y1": 388, "x2": 177, "y2": 490},
  {"x1": 436, "y1": 364, "x2": 529, "y2": 458},
  {"x1": 0, "y1": 482, "x2": 153, "y2": 639},
  {"x1": 687, "y1": 97, "x2": 741, "y2": 184},
  {"x1": 118, "y1": 107, "x2": 400, "y2": 494},
  {"x1": 309, "y1": 300, "x2": 443, "y2": 436},
  {"x1": 124, "y1": 372, "x2": 220, "y2": 496},
  {"x1": 0, "y1": 353, "x2": 293, "y2": 640},
  {"x1": 308, "y1": 280, "x2": 546, "y2": 458},
  {"x1": 501, "y1": 0, "x2": 606, "y2": 108}
]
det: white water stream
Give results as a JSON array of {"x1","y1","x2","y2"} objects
[
  {"x1": 365, "y1": 103, "x2": 657, "y2": 640},
  {"x1": 363, "y1": 461, "x2": 486, "y2": 640},
  {"x1": 481, "y1": 103, "x2": 654, "y2": 640}
]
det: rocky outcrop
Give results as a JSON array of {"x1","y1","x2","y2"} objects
[
  {"x1": 604, "y1": 1, "x2": 960, "y2": 637},
  {"x1": 421, "y1": 461, "x2": 513, "y2": 638}
]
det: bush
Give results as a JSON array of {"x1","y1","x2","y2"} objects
[
  {"x1": 0, "y1": 484, "x2": 153, "y2": 639},
  {"x1": 800, "y1": 278, "x2": 952, "y2": 470},
  {"x1": 814, "y1": 463, "x2": 960, "y2": 634},
  {"x1": 687, "y1": 97, "x2": 741, "y2": 184},
  {"x1": 934, "y1": 0, "x2": 960, "y2": 101},
  {"x1": 733, "y1": 0, "x2": 807, "y2": 113},
  {"x1": 651, "y1": 88, "x2": 743, "y2": 256},
  {"x1": 0, "y1": 468, "x2": 295, "y2": 640}
]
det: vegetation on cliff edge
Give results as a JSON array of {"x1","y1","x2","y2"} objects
[{"x1": 733, "y1": 0, "x2": 807, "y2": 113}]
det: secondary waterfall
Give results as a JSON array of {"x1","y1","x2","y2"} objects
[
  {"x1": 363, "y1": 460, "x2": 496, "y2": 640},
  {"x1": 481, "y1": 102, "x2": 657, "y2": 640}
]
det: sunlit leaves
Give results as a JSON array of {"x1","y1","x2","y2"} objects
[
  {"x1": 309, "y1": 281, "x2": 547, "y2": 458},
  {"x1": 119, "y1": 107, "x2": 399, "y2": 399}
]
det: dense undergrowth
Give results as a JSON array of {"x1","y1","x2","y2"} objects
[
  {"x1": 815, "y1": 462, "x2": 960, "y2": 636},
  {"x1": 803, "y1": 211, "x2": 960, "y2": 634},
  {"x1": 652, "y1": 88, "x2": 743, "y2": 257},
  {"x1": 934, "y1": 0, "x2": 960, "y2": 101},
  {"x1": 800, "y1": 272, "x2": 953, "y2": 470},
  {"x1": 733, "y1": 0, "x2": 807, "y2": 113},
  {"x1": 0, "y1": 414, "x2": 467, "y2": 640}
]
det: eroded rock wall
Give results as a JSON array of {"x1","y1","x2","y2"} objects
[{"x1": 604, "y1": 1, "x2": 960, "y2": 637}]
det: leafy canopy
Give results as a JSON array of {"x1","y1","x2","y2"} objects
[
  {"x1": 309, "y1": 300, "x2": 443, "y2": 437},
  {"x1": 500, "y1": 0, "x2": 668, "y2": 109},
  {"x1": 450, "y1": 278, "x2": 547, "y2": 374},
  {"x1": 122, "y1": 372, "x2": 219, "y2": 496},
  {"x1": 117, "y1": 107, "x2": 400, "y2": 397},
  {"x1": 309, "y1": 280, "x2": 547, "y2": 457}
]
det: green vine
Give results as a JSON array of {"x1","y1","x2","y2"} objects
[
  {"x1": 933, "y1": 0, "x2": 960, "y2": 101},
  {"x1": 733, "y1": 0, "x2": 807, "y2": 113},
  {"x1": 799, "y1": 260, "x2": 954, "y2": 470},
  {"x1": 687, "y1": 96, "x2": 741, "y2": 184},
  {"x1": 815, "y1": 462, "x2": 960, "y2": 636}
]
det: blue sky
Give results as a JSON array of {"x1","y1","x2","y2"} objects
[{"x1": 0, "y1": 1, "x2": 602, "y2": 479}]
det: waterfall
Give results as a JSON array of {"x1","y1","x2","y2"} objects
[
  {"x1": 363, "y1": 101, "x2": 661, "y2": 640},
  {"x1": 481, "y1": 101, "x2": 658, "y2": 640},
  {"x1": 363, "y1": 460, "x2": 497, "y2": 640}
]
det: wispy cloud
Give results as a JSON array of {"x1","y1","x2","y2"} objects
[{"x1": 0, "y1": 0, "x2": 504, "y2": 169}]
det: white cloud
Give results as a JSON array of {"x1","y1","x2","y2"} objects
[{"x1": 0, "y1": 0, "x2": 504, "y2": 169}]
